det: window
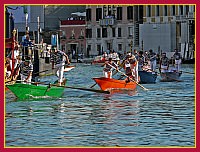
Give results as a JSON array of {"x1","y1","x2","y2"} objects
[
  {"x1": 96, "y1": 8, "x2": 102, "y2": 21},
  {"x1": 86, "y1": 29, "x2": 92, "y2": 38},
  {"x1": 87, "y1": 45, "x2": 91, "y2": 57},
  {"x1": 118, "y1": 27, "x2": 122, "y2": 37},
  {"x1": 118, "y1": 44, "x2": 122, "y2": 52},
  {"x1": 156, "y1": 5, "x2": 160, "y2": 16},
  {"x1": 127, "y1": 6, "x2": 133, "y2": 20},
  {"x1": 108, "y1": 5, "x2": 111, "y2": 16},
  {"x1": 179, "y1": 5, "x2": 183, "y2": 15},
  {"x1": 102, "y1": 28, "x2": 107, "y2": 38},
  {"x1": 97, "y1": 28, "x2": 101, "y2": 38},
  {"x1": 164, "y1": 5, "x2": 168, "y2": 16},
  {"x1": 97, "y1": 44, "x2": 101, "y2": 55},
  {"x1": 112, "y1": 28, "x2": 115, "y2": 37},
  {"x1": 86, "y1": 8, "x2": 91, "y2": 21},
  {"x1": 117, "y1": 7, "x2": 122, "y2": 20},
  {"x1": 186, "y1": 5, "x2": 189, "y2": 15},
  {"x1": 128, "y1": 27, "x2": 133, "y2": 37},
  {"x1": 134, "y1": 6, "x2": 138, "y2": 21},
  {"x1": 147, "y1": 5, "x2": 151, "y2": 17},
  {"x1": 172, "y1": 5, "x2": 176, "y2": 16},
  {"x1": 138, "y1": 6, "x2": 143, "y2": 22}
]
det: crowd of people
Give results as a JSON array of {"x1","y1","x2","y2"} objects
[
  {"x1": 101, "y1": 48, "x2": 182, "y2": 83},
  {"x1": 5, "y1": 42, "x2": 182, "y2": 86}
]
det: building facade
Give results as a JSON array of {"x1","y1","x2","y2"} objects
[
  {"x1": 140, "y1": 5, "x2": 195, "y2": 58},
  {"x1": 59, "y1": 15, "x2": 86, "y2": 58},
  {"x1": 85, "y1": 5, "x2": 195, "y2": 59},
  {"x1": 85, "y1": 5, "x2": 143, "y2": 57}
]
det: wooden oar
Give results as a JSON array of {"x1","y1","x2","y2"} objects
[
  {"x1": 33, "y1": 69, "x2": 49, "y2": 75},
  {"x1": 107, "y1": 63, "x2": 149, "y2": 91},
  {"x1": 180, "y1": 71, "x2": 194, "y2": 74},
  {"x1": 50, "y1": 84, "x2": 110, "y2": 94},
  {"x1": 39, "y1": 73, "x2": 54, "y2": 77}
]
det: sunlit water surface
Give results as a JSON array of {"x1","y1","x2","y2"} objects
[{"x1": 5, "y1": 64, "x2": 195, "y2": 147}]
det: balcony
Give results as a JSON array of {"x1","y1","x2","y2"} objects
[
  {"x1": 187, "y1": 12, "x2": 195, "y2": 19},
  {"x1": 176, "y1": 15, "x2": 187, "y2": 22},
  {"x1": 99, "y1": 18, "x2": 115, "y2": 26}
]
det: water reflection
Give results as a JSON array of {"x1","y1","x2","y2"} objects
[{"x1": 107, "y1": 88, "x2": 138, "y2": 96}]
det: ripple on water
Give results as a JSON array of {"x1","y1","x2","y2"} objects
[{"x1": 5, "y1": 64, "x2": 195, "y2": 147}]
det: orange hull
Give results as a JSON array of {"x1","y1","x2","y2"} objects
[{"x1": 93, "y1": 77, "x2": 137, "y2": 91}]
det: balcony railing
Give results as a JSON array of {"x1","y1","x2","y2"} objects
[
  {"x1": 99, "y1": 18, "x2": 115, "y2": 26},
  {"x1": 187, "y1": 12, "x2": 195, "y2": 19}
]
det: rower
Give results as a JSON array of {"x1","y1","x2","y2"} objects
[
  {"x1": 15, "y1": 57, "x2": 33, "y2": 84},
  {"x1": 136, "y1": 51, "x2": 145, "y2": 71},
  {"x1": 148, "y1": 49, "x2": 157, "y2": 74},
  {"x1": 102, "y1": 51, "x2": 108, "y2": 60},
  {"x1": 159, "y1": 52, "x2": 169, "y2": 73},
  {"x1": 51, "y1": 48, "x2": 70, "y2": 86},
  {"x1": 5, "y1": 57, "x2": 12, "y2": 80},
  {"x1": 124, "y1": 54, "x2": 135, "y2": 83},
  {"x1": 173, "y1": 48, "x2": 182, "y2": 72},
  {"x1": 102, "y1": 57, "x2": 118, "y2": 78},
  {"x1": 125, "y1": 52, "x2": 139, "y2": 83}
]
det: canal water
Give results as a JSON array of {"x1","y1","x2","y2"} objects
[{"x1": 5, "y1": 64, "x2": 195, "y2": 147}]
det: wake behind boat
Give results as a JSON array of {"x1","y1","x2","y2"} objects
[{"x1": 160, "y1": 71, "x2": 182, "y2": 82}]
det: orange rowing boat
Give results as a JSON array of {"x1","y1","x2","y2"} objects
[{"x1": 92, "y1": 77, "x2": 137, "y2": 91}]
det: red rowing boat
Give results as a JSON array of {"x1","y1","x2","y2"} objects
[{"x1": 92, "y1": 77, "x2": 137, "y2": 91}]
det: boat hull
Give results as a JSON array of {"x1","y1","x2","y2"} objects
[
  {"x1": 93, "y1": 77, "x2": 137, "y2": 91},
  {"x1": 138, "y1": 71, "x2": 157, "y2": 84},
  {"x1": 6, "y1": 81, "x2": 66, "y2": 100},
  {"x1": 160, "y1": 72, "x2": 182, "y2": 82}
]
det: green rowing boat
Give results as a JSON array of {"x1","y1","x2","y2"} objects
[{"x1": 6, "y1": 80, "x2": 66, "y2": 100}]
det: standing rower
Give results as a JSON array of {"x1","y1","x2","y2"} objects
[
  {"x1": 124, "y1": 53, "x2": 139, "y2": 83},
  {"x1": 136, "y1": 51, "x2": 145, "y2": 71},
  {"x1": 173, "y1": 49, "x2": 182, "y2": 72},
  {"x1": 102, "y1": 58, "x2": 118, "y2": 78},
  {"x1": 148, "y1": 49, "x2": 157, "y2": 74},
  {"x1": 51, "y1": 48, "x2": 70, "y2": 86},
  {"x1": 159, "y1": 52, "x2": 169, "y2": 73}
]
